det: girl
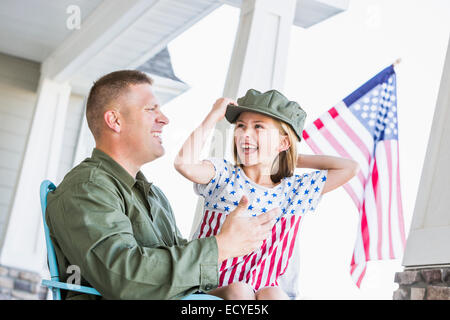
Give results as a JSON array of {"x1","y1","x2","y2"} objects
[{"x1": 174, "y1": 89, "x2": 359, "y2": 300}]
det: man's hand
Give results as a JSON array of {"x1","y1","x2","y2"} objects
[{"x1": 215, "y1": 196, "x2": 280, "y2": 263}]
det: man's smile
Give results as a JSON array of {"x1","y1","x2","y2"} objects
[{"x1": 151, "y1": 131, "x2": 162, "y2": 143}]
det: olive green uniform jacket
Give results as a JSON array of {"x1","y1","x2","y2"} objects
[{"x1": 46, "y1": 149, "x2": 219, "y2": 299}]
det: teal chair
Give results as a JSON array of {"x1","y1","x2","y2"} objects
[
  {"x1": 40, "y1": 180, "x2": 221, "y2": 300},
  {"x1": 40, "y1": 180, "x2": 102, "y2": 299}
]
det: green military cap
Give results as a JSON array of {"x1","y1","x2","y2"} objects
[{"x1": 225, "y1": 89, "x2": 307, "y2": 141}]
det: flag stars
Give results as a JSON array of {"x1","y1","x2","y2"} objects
[
  {"x1": 304, "y1": 189, "x2": 309, "y2": 195},
  {"x1": 322, "y1": 176, "x2": 327, "y2": 182},
  {"x1": 248, "y1": 205, "x2": 254, "y2": 211},
  {"x1": 224, "y1": 206, "x2": 230, "y2": 212},
  {"x1": 233, "y1": 201, "x2": 239, "y2": 206},
  {"x1": 220, "y1": 196, "x2": 226, "y2": 202},
  {"x1": 250, "y1": 188, "x2": 256, "y2": 193},
  {"x1": 261, "y1": 207, "x2": 267, "y2": 213}
]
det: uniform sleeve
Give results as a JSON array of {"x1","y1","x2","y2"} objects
[
  {"x1": 46, "y1": 181, "x2": 218, "y2": 300},
  {"x1": 294, "y1": 169, "x2": 328, "y2": 214},
  {"x1": 193, "y1": 158, "x2": 233, "y2": 198}
]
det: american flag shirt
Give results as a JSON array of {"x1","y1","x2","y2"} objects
[{"x1": 193, "y1": 158, "x2": 328, "y2": 291}]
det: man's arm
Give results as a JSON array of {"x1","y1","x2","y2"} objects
[
  {"x1": 296, "y1": 154, "x2": 360, "y2": 194},
  {"x1": 46, "y1": 181, "x2": 218, "y2": 299}
]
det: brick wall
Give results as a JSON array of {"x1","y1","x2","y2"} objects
[
  {"x1": 393, "y1": 267, "x2": 450, "y2": 300},
  {"x1": 0, "y1": 264, "x2": 48, "y2": 300}
]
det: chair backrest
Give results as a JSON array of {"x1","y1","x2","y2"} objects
[{"x1": 40, "y1": 180, "x2": 61, "y2": 299}]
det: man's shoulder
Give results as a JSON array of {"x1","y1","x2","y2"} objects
[{"x1": 51, "y1": 158, "x2": 122, "y2": 201}]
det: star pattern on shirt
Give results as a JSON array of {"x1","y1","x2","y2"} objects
[{"x1": 200, "y1": 160, "x2": 327, "y2": 219}]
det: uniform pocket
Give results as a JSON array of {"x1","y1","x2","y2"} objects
[{"x1": 130, "y1": 219, "x2": 160, "y2": 247}]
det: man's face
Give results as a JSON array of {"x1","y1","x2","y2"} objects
[{"x1": 120, "y1": 83, "x2": 169, "y2": 164}]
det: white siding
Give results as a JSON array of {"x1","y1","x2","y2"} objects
[
  {"x1": 0, "y1": 53, "x2": 39, "y2": 241},
  {"x1": 0, "y1": 52, "x2": 87, "y2": 245}
]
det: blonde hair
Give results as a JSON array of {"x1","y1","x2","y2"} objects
[{"x1": 233, "y1": 118, "x2": 299, "y2": 183}]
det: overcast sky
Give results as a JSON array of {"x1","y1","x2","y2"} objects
[{"x1": 143, "y1": 0, "x2": 450, "y2": 299}]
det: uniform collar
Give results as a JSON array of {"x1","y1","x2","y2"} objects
[{"x1": 91, "y1": 148, "x2": 151, "y2": 189}]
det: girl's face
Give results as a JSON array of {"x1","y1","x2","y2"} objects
[{"x1": 234, "y1": 112, "x2": 290, "y2": 167}]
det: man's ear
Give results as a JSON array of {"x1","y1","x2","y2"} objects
[
  {"x1": 104, "y1": 109, "x2": 121, "y2": 133},
  {"x1": 279, "y1": 135, "x2": 291, "y2": 152}
]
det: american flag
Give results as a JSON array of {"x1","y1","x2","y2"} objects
[{"x1": 302, "y1": 65, "x2": 406, "y2": 288}]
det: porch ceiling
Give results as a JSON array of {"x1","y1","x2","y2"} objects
[
  {"x1": 0, "y1": 0, "x2": 102, "y2": 62},
  {"x1": 0, "y1": 0, "x2": 348, "y2": 95}
]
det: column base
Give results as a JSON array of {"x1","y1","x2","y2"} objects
[
  {"x1": 0, "y1": 264, "x2": 48, "y2": 300},
  {"x1": 393, "y1": 266, "x2": 450, "y2": 300}
]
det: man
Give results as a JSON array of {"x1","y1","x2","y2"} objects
[{"x1": 46, "y1": 70, "x2": 278, "y2": 299}]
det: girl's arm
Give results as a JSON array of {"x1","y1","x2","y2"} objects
[
  {"x1": 174, "y1": 97, "x2": 236, "y2": 184},
  {"x1": 296, "y1": 154, "x2": 360, "y2": 194}
]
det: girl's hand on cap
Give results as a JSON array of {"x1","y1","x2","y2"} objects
[{"x1": 209, "y1": 97, "x2": 237, "y2": 122}]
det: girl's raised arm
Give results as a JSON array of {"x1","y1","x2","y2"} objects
[
  {"x1": 296, "y1": 154, "x2": 360, "y2": 194},
  {"x1": 174, "y1": 97, "x2": 236, "y2": 184}
]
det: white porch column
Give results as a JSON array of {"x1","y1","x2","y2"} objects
[
  {"x1": 222, "y1": 0, "x2": 296, "y2": 97},
  {"x1": 0, "y1": 77, "x2": 71, "y2": 273},
  {"x1": 402, "y1": 34, "x2": 450, "y2": 268},
  {"x1": 190, "y1": 0, "x2": 296, "y2": 234},
  {"x1": 392, "y1": 35, "x2": 450, "y2": 300}
]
